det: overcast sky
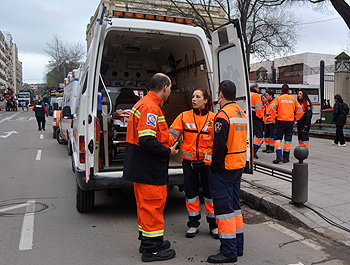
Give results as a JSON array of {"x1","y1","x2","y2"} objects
[{"x1": 1, "y1": 0, "x2": 349, "y2": 84}]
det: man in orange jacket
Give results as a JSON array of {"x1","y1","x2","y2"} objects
[
  {"x1": 123, "y1": 73, "x2": 178, "y2": 262},
  {"x1": 206, "y1": 80, "x2": 247, "y2": 263},
  {"x1": 250, "y1": 84, "x2": 264, "y2": 159},
  {"x1": 268, "y1": 84, "x2": 303, "y2": 164}
]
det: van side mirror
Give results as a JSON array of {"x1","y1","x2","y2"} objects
[{"x1": 62, "y1": 106, "x2": 72, "y2": 119}]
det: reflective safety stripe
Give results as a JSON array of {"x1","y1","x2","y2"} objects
[
  {"x1": 235, "y1": 210, "x2": 243, "y2": 234},
  {"x1": 216, "y1": 212, "x2": 235, "y2": 220},
  {"x1": 217, "y1": 212, "x2": 236, "y2": 239},
  {"x1": 204, "y1": 197, "x2": 215, "y2": 217},
  {"x1": 236, "y1": 228, "x2": 244, "y2": 234},
  {"x1": 138, "y1": 225, "x2": 143, "y2": 232},
  {"x1": 182, "y1": 151, "x2": 193, "y2": 158},
  {"x1": 279, "y1": 100, "x2": 296, "y2": 104},
  {"x1": 169, "y1": 127, "x2": 181, "y2": 137},
  {"x1": 158, "y1": 116, "x2": 166, "y2": 123},
  {"x1": 204, "y1": 153, "x2": 212, "y2": 161},
  {"x1": 219, "y1": 232, "x2": 236, "y2": 239},
  {"x1": 183, "y1": 122, "x2": 197, "y2": 129},
  {"x1": 142, "y1": 230, "x2": 164, "y2": 238},
  {"x1": 254, "y1": 137, "x2": 264, "y2": 145},
  {"x1": 131, "y1": 107, "x2": 141, "y2": 119},
  {"x1": 284, "y1": 142, "x2": 292, "y2": 150},
  {"x1": 202, "y1": 125, "x2": 209, "y2": 130},
  {"x1": 229, "y1": 117, "x2": 248, "y2": 124},
  {"x1": 275, "y1": 140, "x2": 282, "y2": 150},
  {"x1": 138, "y1": 129, "x2": 156, "y2": 137},
  {"x1": 186, "y1": 196, "x2": 200, "y2": 217}
]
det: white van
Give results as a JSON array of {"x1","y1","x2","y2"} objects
[
  {"x1": 57, "y1": 69, "x2": 82, "y2": 153},
  {"x1": 68, "y1": 2, "x2": 253, "y2": 212}
]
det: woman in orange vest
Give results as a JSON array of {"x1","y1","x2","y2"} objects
[
  {"x1": 169, "y1": 88, "x2": 218, "y2": 239},
  {"x1": 262, "y1": 90, "x2": 275, "y2": 153},
  {"x1": 297, "y1": 89, "x2": 313, "y2": 149}
]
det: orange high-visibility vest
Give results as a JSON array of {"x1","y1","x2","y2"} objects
[
  {"x1": 251, "y1": 92, "x2": 264, "y2": 119},
  {"x1": 263, "y1": 101, "x2": 275, "y2": 124},
  {"x1": 269, "y1": 93, "x2": 303, "y2": 121},
  {"x1": 204, "y1": 103, "x2": 247, "y2": 170},
  {"x1": 169, "y1": 109, "x2": 215, "y2": 161}
]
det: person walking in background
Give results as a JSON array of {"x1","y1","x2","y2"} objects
[
  {"x1": 262, "y1": 90, "x2": 275, "y2": 153},
  {"x1": 332, "y1": 94, "x2": 349, "y2": 147},
  {"x1": 250, "y1": 83, "x2": 264, "y2": 159},
  {"x1": 169, "y1": 88, "x2": 218, "y2": 239},
  {"x1": 297, "y1": 89, "x2": 313, "y2": 149},
  {"x1": 205, "y1": 80, "x2": 247, "y2": 263},
  {"x1": 268, "y1": 84, "x2": 303, "y2": 164},
  {"x1": 123, "y1": 73, "x2": 178, "y2": 262},
  {"x1": 32, "y1": 99, "x2": 48, "y2": 131}
]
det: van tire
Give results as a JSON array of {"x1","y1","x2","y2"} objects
[
  {"x1": 76, "y1": 183, "x2": 95, "y2": 212},
  {"x1": 68, "y1": 141, "x2": 72, "y2": 156},
  {"x1": 56, "y1": 128, "x2": 67, "y2": 145}
]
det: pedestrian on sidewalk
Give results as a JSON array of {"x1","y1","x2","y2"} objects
[
  {"x1": 205, "y1": 80, "x2": 247, "y2": 263},
  {"x1": 262, "y1": 90, "x2": 275, "y2": 153},
  {"x1": 268, "y1": 84, "x2": 303, "y2": 164},
  {"x1": 123, "y1": 73, "x2": 178, "y2": 263},
  {"x1": 332, "y1": 94, "x2": 349, "y2": 147},
  {"x1": 32, "y1": 99, "x2": 48, "y2": 131},
  {"x1": 250, "y1": 83, "x2": 264, "y2": 159},
  {"x1": 297, "y1": 89, "x2": 313, "y2": 149},
  {"x1": 169, "y1": 88, "x2": 218, "y2": 239}
]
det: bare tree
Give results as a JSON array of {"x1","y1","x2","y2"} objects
[{"x1": 44, "y1": 35, "x2": 84, "y2": 87}]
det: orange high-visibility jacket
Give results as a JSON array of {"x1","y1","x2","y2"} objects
[
  {"x1": 263, "y1": 101, "x2": 276, "y2": 124},
  {"x1": 204, "y1": 102, "x2": 248, "y2": 170},
  {"x1": 250, "y1": 91, "x2": 264, "y2": 119},
  {"x1": 169, "y1": 109, "x2": 215, "y2": 161},
  {"x1": 269, "y1": 93, "x2": 303, "y2": 122}
]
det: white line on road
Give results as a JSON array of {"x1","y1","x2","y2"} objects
[
  {"x1": 36, "y1": 150, "x2": 42, "y2": 161},
  {"x1": 0, "y1": 112, "x2": 21, "y2": 124},
  {"x1": 0, "y1": 203, "x2": 29, "y2": 213},
  {"x1": 29, "y1": 117, "x2": 35, "y2": 121},
  {"x1": 40, "y1": 134, "x2": 43, "y2": 140},
  {"x1": 19, "y1": 200, "x2": 36, "y2": 251}
]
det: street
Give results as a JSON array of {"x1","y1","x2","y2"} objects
[{"x1": 1, "y1": 110, "x2": 350, "y2": 265}]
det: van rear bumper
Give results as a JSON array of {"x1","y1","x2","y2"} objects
[{"x1": 76, "y1": 167, "x2": 184, "y2": 191}]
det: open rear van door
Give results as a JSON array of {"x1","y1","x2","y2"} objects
[
  {"x1": 211, "y1": 20, "x2": 253, "y2": 173},
  {"x1": 84, "y1": 3, "x2": 106, "y2": 182}
]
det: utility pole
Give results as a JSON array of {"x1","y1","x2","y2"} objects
[{"x1": 320, "y1": 60, "x2": 325, "y2": 110}]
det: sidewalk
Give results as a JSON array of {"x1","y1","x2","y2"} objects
[{"x1": 241, "y1": 135, "x2": 350, "y2": 247}]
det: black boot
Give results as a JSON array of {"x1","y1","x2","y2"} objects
[
  {"x1": 139, "y1": 240, "x2": 171, "y2": 253},
  {"x1": 273, "y1": 158, "x2": 283, "y2": 164},
  {"x1": 207, "y1": 252, "x2": 237, "y2": 263},
  {"x1": 141, "y1": 248, "x2": 176, "y2": 262}
]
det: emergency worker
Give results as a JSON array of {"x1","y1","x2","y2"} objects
[
  {"x1": 250, "y1": 83, "x2": 264, "y2": 159},
  {"x1": 297, "y1": 89, "x2": 313, "y2": 149},
  {"x1": 205, "y1": 80, "x2": 247, "y2": 263},
  {"x1": 123, "y1": 73, "x2": 178, "y2": 262},
  {"x1": 169, "y1": 88, "x2": 218, "y2": 239},
  {"x1": 262, "y1": 90, "x2": 275, "y2": 153},
  {"x1": 268, "y1": 84, "x2": 303, "y2": 164},
  {"x1": 32, "y1": 99, "x2": 48, "y2": 131}
]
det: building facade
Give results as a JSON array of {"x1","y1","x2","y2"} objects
[{"x1": 0, "y1": 31, "x2": 22, "y2": 98}]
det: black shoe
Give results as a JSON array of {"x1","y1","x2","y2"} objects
[
  {"x1": 261, "y1": 149, "x2": 268, "y2": 153},
  {"x1": 207, "y1": 252, "x2": 237, "y2": 263},
  {"x1": 141, "y1": 248, "x2": 176, "y2": 262},
  {"x1": 43, "y1": 128, "x2": 45, "y2": 131},
  {"x1": 237, "y1": 252, "x2": 243, "y2": 257},
  {"x1": 38, "y1": 128, "x2": 41, "y2": 131},
  {"x1": 209, "y1": 228, "x2": 219, "y2": 239},
  {"x1": 266, "y1": 149, "x2": 274, "y2": 153},
  {"x1": 273, "y1": 158, "x2": 283, "y2": 164},
  {"x1": 139, "y1": 240, "x2": 171, "y2": 254},
  {"x1": 254, "y1": 153, "x2": 258, "y2": 159},
  {"x1": 283, "y1": 159, "x2": 289, "y2": 163}
]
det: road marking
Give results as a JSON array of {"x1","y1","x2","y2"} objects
[
  {"x1": 29, "y1": 117, "x2": 35, "y2": 121},
  {"x1": 0, "y1": 112, "x2": 21, "y2": 124},
  {"x1": 19, "y1": 200, "x2": 36, "y2": 251},
  {"x1": 265, "y1": 221, "x2": 322, "y2": 250},
  {"x1": 0, "y1": 131, "x2": 18, "y2": 139},
  {"x1": 40, "y1": 134, "x2": 44, "y2": 140},
  {"x1": 36, "y1": 150, "x2": 42, "y2": 161},
  {"x1": 0, "y1": 203, "x2": 29, "y2": 213}
]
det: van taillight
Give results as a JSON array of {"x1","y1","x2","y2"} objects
[{"x1": 79, "y1": 136, "x2": 85, "y2": 163}]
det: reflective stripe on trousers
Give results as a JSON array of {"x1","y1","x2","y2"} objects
[{"x1": 186, "y1": 196, "x2": 200, "y2": 217}]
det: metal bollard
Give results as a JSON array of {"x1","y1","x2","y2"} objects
[{"x1": 292, "y1": 146, "x2": 309, "y2": 205}]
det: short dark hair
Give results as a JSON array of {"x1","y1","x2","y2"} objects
[
  {"x1": 219, "y1": 80, "x2": 236, "y2": 101},
  {"x1": 266, "y1": 89, "x2": 274, "y2": 98},
  {"x1": 334, "y1": 94, "x2": 343, "y2": 103},
  {"x1": 281, "y1": 83, "x2": 289, "y2": 93},
  {"x1": 250, "y1": 83, "x2": 259, "y2": 92},
  {"x1": 149, "y1": 73, "x2": 171, "y2": 92}
]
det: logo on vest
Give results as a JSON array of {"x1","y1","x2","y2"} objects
[
  {"x1": 146, "y1": 113, "x2": 157, "y2": 127},
  {"x1": 214, "y1": 122, "x2": 222, "y2": 133}
]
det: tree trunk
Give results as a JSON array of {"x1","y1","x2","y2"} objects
[{"x1": 330, "y1": 0, "x2": 350, "y2": 29}]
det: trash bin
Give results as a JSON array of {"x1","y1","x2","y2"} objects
[{"x1": 321, "y1": 108, "x2": 333, "y2": 124}]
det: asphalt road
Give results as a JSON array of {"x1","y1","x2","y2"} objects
[{"x1": 0, "y1": 110, "x2": 350, "y2": 265}]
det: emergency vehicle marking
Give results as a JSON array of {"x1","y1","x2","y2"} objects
[{"x1": 146, "y1": 113, "x2": 157, "y2": 127}]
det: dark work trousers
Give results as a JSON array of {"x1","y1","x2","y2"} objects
[
  {"x1": 209, "y1": 169, "x2": 244, "y2": 258},
  {"x1": 297, "y1": 124, "x2": 311, "y2": 148},
  {"x1": 182, "y1": 159, "x2": 217, "y2": 230},
  {"x1": 264, "y1": 123, "x2": 275, "y2": 151},
  {"x1": 335, "y1": 124, "x2": 345, "y2": 145},
  {"x1": 36, "y1": 116, "x2": 46, "y2": 130},
  {"x1": 253, "y1": 115, "x2": 264, "y2": 154},
  {"x1": 274, "y1": 121, "x2": 294, "y2": 160}
]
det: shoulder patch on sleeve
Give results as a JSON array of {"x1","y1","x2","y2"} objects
[
  {"x1": 214, "y1": 122, "x2": 222, "y2": 133},
  {"x1": 146, "y1": 113, "x2": 158, "y2": 127}
]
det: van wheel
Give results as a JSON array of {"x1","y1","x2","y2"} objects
[
  {"x1": 76, "y1": 182, "x2": 95, "y2": 213},
  {"x1": 56, "y1": 129, "x2": 67, "y2": 145},
  {"x1": 68, "y1": 141, "x2": 72, "y2": 156}
]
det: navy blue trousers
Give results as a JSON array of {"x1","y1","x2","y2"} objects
[{"x1": 274, "y1": 121, "x2": 294, "y2": 160}]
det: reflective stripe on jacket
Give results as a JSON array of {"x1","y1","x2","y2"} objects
[
  {"x1": 169, "y1": 109, "x2": 215, "y2": 161},
  {"x1": 250, "y1": 92, "x2": 264, "y2": 119},
  {"x1": 263, "y1": 101, "x2": 275, "y2": 124},
  {"x1": 269, "y1": 93, "x2": 303, "y2": 122}
]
